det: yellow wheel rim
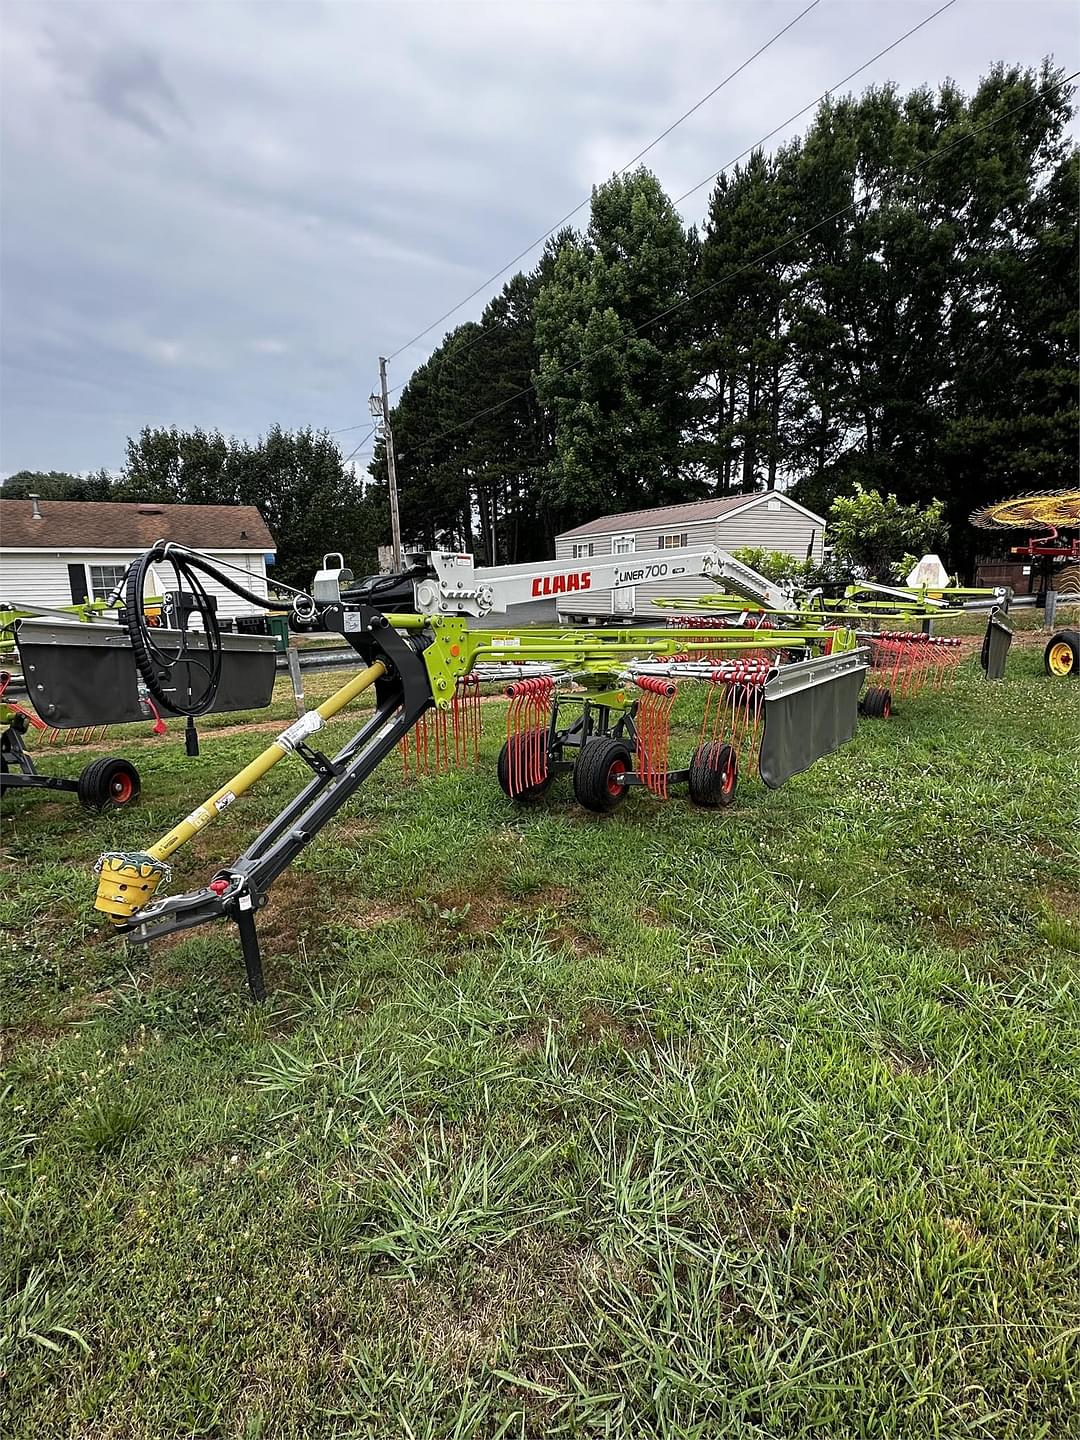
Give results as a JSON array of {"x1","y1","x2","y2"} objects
[{"x1": 1048, "y1": 641, "x2": 1075, "y2": 676}]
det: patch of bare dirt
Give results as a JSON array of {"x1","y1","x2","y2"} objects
[
  {"x1": 929, "y1": 919, "x2": 981, "y2": 951},
  {"x1": 382, "y1": 1235, "x2": 607, "y2": 1374},
  {"x1": 0, "y1": 1020, "x2": 62, "y2": 1062},
  {"x1": 578, "y1": 1005, "x2": 653, "y2": 1050},
  {"x1": 332, "y1": 899, "x2": 409, "y2": 928},
  {"x1": 884, "y1": 1047, "x2": 933, "y2": 1077},
  {"x1": 1042, "y1": 882, "x2": 1079, "y2": 921},
  {"x1": 59, "y1": 987, "x2": 119, "y2": 1022},
  {"x1": 550, "y1": 924, "x2": 605, "y2": 958},
  {"x1": 532, "y1": 884, "x2": 574, "y2": 908},
  {"x1": 428, "y1": 888, "x2": 516, "y2": 938},
  {"x1": 514, "y1": 1019, "x2": 557, "y2": 1055}
]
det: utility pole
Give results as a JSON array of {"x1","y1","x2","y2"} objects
[{"x1": 371, "y1": 357, "x2": 403, "y2": 571}]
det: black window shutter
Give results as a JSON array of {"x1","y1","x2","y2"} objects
[{"x1": 68, "y1": 564, "x2": 88, "y2": 604}]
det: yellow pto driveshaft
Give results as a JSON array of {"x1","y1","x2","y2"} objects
[{"x1": 94, "y1": 660, "x2": 387, "y2": 921}]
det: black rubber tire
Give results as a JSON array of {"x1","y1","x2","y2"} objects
[
  {"x1": 573, "y1": 738, "x2": 632, "y2": 813},
  {"x1": 77, "y1": 756, "x2": 141, "y2": 811},
  {"x1": 496, "y1": 729, "x2": 554, "y2": 800},
  {"x1": 1044, "y1": 630, "x2": 1080, "y2": 678},
  {"x1": 859, "y1": 685, "x2": 893, "y2": 719},
  {"x1": 688, "y1": 742, "x2": 738, "y2": 808}
]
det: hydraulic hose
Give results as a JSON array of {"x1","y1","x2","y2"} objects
[{"x1": 122, "y1": 542, "x2": 308, "y2": 717}]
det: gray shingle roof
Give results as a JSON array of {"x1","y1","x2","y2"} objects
[
  {"x1": 0, "y1": 500, "x2": 276, "y2": 551},
  {"x1": 557, "y1": 495, "x2": 764, "y2": 540}
]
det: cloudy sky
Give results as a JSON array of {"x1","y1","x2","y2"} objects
[{"x1": 1, "y1": 0, "x2": 1076, "y2": 476}]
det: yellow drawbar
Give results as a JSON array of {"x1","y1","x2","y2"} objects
[{"x1": 94, "y1": 660, "x2": 387, "y2": 922}]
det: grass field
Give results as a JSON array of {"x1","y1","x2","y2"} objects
[{"x1": 2, "y1": 618, "x2": 1078, "y2": 1438}]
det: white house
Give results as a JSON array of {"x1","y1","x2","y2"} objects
[
  {"x1": 0, "y1": 498, "x2": 276, "y2": 618},
  {"x1": 553, "y1": 492, "x2": 826, "y2": 621}
]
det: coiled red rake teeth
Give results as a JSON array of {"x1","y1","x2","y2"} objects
[
  {"x1": 504, "y1": 675, "x2": 555, "y2": 796},
  {"x1": 668, "y1": 615, "x2": 729, "y2": 629},
  {"x1": 633, "y1": 676, "x2": 677, "y2": 798},
  {"x1": 698, "y1": 658, "x2": 771, "y2": 780},
  {"x1": 400, "y1": 673, "x2": 483, "y2": 777},
  {"x1": 866, "y1": 632, "x2": 965, "y2": 700}
]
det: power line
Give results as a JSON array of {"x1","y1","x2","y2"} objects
[
  {"x1": 672, "y1": 0, "x2": 958, "y2": 207},
  {"x1": 342, "y1": 426, "x2": 377, "y2": 467},
  {"x1": 398, "y1": 69, "x2": 1078, "y2": 465},
  {"x1": 383, "y1": 0, "x2": 957, "y2": 404},
  {"x1": 384, "y1": 0, "x2": 824, "y2": 369},
  {"x1": 330, "y1": 0, "x2": 954, "y2": 443}
]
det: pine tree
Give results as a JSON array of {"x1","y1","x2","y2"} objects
[{"x1": 534, "y1": 169, "x2": 694, "y2": 529}]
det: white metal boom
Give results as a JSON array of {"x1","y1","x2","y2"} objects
[{"x1": 411, "y1": 546, "x2": 792, "y2": 617}]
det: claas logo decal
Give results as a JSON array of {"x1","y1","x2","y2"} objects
[{"x1": 531, "y1": 571, "x2": 592, "y2": 597}]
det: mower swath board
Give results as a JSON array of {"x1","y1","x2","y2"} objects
[
  {"x1": 15, "y1": 619, "x2": 276, "y2": 727},
  {"x1": 759, "y1": 649, "x2": 869, "y2": 789}
]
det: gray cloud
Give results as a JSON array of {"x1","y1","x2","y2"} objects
[
  {"x1": 1, "y1": 0, "x2": 1076, "y2": 474},
  {"x1": 84, "y1": 43, "x2": 187, "y2": 138}
]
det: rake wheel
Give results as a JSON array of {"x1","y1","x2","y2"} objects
[
  {"x1": 573, "y1": 738, "x2": 632, "y2": 813},
  {"x1": 970, "y1": 488, "x2": 1080, "y2": 530},
  {"x1": 76, "y1": 756, "x2": 141, "y2": 811},
  {"x1": 859, "y1": 686, "x2": 893, "y2": 719},
  {"x1": 688, "y1": 742, "x2": 738, "y2": 808}
]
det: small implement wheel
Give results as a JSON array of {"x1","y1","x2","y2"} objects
[
  {"x1": 688, "y1": 742, "x2": 738, "y2": 808},
  {"x1": 859, "y1": 685, "x2": 893, "y2": 719},
  {"x1": 573, "y1": 738, "x2": 632, "y2": 813},
  {"x1": 77, "y1": 756, "x2": 141, "y2": 811},
  {"x1": 1044, "y1": 630, "x2": 1080, "y2": 677},
  {"x1": 497, "y1": 729, "x2": 554, "y2": 800}
]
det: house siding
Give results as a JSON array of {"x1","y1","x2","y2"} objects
[
  {"x1": 554, "y1": 497, "x2": 824, "y2": 619},
  {"x1": 0, "y1": 549, "x2": 271, "y2": 619},
  {"x1": 715, "y1": 503, "x2": 824, "y2": 563}
]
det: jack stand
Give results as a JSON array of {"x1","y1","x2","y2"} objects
[
  {"x1": 124, "y1": 936, "x2": 150, "y2": 966},
  {"x1": 236, "y1": 906, "x2": 266, "y2": 1002}
]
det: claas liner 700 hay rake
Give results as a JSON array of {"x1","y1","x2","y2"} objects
[{"x1": 73, "y1": 540, "x2": 880, "y2": 998}]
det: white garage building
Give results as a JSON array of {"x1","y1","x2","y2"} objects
[
  {"x1": 554, "y1": 492, "x2": 826, "y2": 621},
  {"x1": 0, "y1": 499, "x2": 276, "y2": 616}
]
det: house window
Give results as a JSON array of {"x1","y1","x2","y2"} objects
[
  {"x1": 657, "y1": 533, "x2": 688, "y2": 550},
  {"x1": 766, "y1": 500, "x2": 781, "y2": 511},
  {"x1": 87, "y1": 563, "x2": 128, "y2": 602},
  {"x1": 572, "y1": 542, "x2": 594, "y2": 559}
]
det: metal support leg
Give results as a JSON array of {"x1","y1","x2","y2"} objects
[
  {"x1": 236, "y1": 906, "x2": 266, "y2": 1002},
  {"x1": 286, "y1": 644, "x2": 306, "y2": 715}
]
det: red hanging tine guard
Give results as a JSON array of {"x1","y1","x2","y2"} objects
[
  {"x1": 865, "y1": 632, "x2": 964, "y2": 702},
  {"x1": 698, "y1": 658, "x2": 771, "y2": 780},
  {"x1": 400, "y1": 672, "x2": 484, "y2": 778},
  {"x1": 503, "y1": 676, "x2": 555, "y2": 796},
  {"x1": 633, "y1": 676, "x2": 678, "y2": 798}
]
